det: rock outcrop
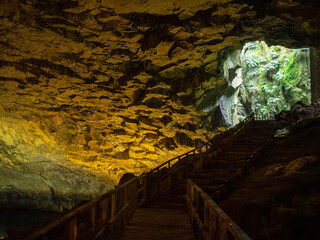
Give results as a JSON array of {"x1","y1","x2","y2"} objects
[
  {"x1": 276, "y1": 100, "x2": 320, "y2": 127},
  {"x1": 0, "y1": 113, "x2": 113, "y2": 211},
  {"x1": 219, "y1": 118, "x2": 320, "y2": 240},
  {"x1": 0, "y1": 0, "x2": 320, "y2": 210}
]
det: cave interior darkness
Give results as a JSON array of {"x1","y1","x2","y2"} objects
[{"x1": 0, "y1": 0, "x2": 320, "y2": 239}]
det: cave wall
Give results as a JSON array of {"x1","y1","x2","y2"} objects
[
  {"x1": 1, "y1": 0, "x2": 320, "y2": 210},
  {"x1": 310, "y1": 48, "x2": 320, "y2": 102}
]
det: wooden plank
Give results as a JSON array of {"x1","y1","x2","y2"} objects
[
  {"x1": 100, "y1": 197, "x2": 109, "y2": 225},
  {"x1": 90, "y1": 205, "x2": 96, "y2": 232},
  {"x1": 24, "y1": 113, "x2": 257, "y2": 240},
  {"x1": 186, "y1": 180, "x2": 252, "y2": 240},
  {"x1": 119, "y1": 207, "x2": 196, "y2": 240},
  {"x1": 68, "y1": 217, "x2": 77, "y2": 240},
  {"x1": 111, "y1": 193, "x2": 117, "y2": 219}
]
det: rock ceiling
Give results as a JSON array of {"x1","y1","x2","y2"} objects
[{"x1": 0, "y1": 0, "x2": 319, "y2": 210}]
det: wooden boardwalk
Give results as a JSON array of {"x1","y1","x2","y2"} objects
[
  {"x1": 189, "y1": 120, "x2": 274, "y2": 199},
  {"x1": 119, "y1": 120, "x2": 274, "y2": 240},
  {"x1": 119, "y1": 191, "x2": 195, "y2": 240},
  {"x1": 24, "y1": 116, "x2": 274, "y2": 240},
  {"x1": 119, "y1": 208, "x2": 195, "y2": 240}
]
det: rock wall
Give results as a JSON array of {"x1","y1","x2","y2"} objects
[
  {"x1": 1, "y1": 0, "x2": 320, "y2": 210},
  {"x1": 310, "y1": 48, "x2": 320, "y2": 102}
]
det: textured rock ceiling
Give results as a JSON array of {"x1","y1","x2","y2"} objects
[{"x1": 0, "y1": 0, "x2": 319, "y2": 210}]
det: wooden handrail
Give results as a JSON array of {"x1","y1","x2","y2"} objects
[
  {"x1": 254, "y1": 113, "x2": 275, "y2": 121},
  {"x1": 23, "y1": 113, "x2": 254, "y2": 240},
  {"x1": 24, "y1": 175, "x2": 147, "y2": 240},
  {"x1": 146, "y1": 113, "x2": 254, "y2": 200},
  {"x1": 186, "y1": 179, "x2": 251, "y2": 240},
  {"x1": 149, "y1": 113, "x2": 254, "y2": 174}
]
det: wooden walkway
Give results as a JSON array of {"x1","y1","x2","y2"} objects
[
  {"x1": 119, "y1": 120, "x2": 274, "y2": 240},
  {"x1": 189, "y1": 120, "x2": 274, "y2": 199},
  {"x1": 119, "y1": 190, "x2": 195, "y2": 240},
  {"x1": 119, "y1": 207, "x2": 195, "y2": 240},
  {"x1": 23, "y1": 116, "x2": 274, "y2": 240}
]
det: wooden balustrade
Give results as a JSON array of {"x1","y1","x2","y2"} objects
[
  {"x1": 146, "y1": 112, "x2": 254, "y2": 200},
  {"x1": 24, "y1": 113, "x2": 254, "y2": 240},
  {"x1": 254, "y1": 113, "x2": 275, "y2": 121},
  {"x1": 186, "y1": 179, "x2": 251, "y2": 240},
  {"x1": 24, "y1": 175, "x2": 147, "y2": 240}
]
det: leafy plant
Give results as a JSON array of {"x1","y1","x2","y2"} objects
[{"x1": 241, "y1": 41, "x2": 311, "y2": 116}]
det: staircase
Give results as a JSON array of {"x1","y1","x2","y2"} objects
[
  {"x1": 24, "y1": 116, "x2": 275, "y2": 240},
  {"x1": 188, "y1": 120, "x2": 274, "y2": 198},
  {"x1": 119, "y1": 120, "x2": 274, "y2": 240}
]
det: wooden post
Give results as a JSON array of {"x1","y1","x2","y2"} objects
[
  {"x1": 90, "y1": 205, "x2": 96, "y2": 232},
  {"x1": 123, "y1": 185, "x2": 127, "y2": 205},
  {"x1": 101, "y1": 197, "x2": 109, "y2": 225},
  {"x1": 209, "y1": 204, "x2": 214, "y2": 240},
  {"x1": 218, "y1": 215, "x2": 227, "y2": 240},
  {"x1": 156, "y1": 168, "x2": 160, "y2": 197},
  {"x1": 199, "y1": 149, "x2": 203, "y2": 170},
  {"x1": 141, "y1": 176, "x2": 147, "y2": 204},
  {"x1": 68, "y1": 217, "x2": 77, "y2": 240},
  {"x1": 119, "y1": 188, "x2": 124, "y2": 211},
  {"x1": 204, "y1": 201, "x2": 209, "y2": 233},
  {"x1": 168, "y1": 162, "x2": 172, "y2": 192},
  {"x1": 111, "y1": 193, "x2": 117, "y2": 219},
  {"x1": 177, "y1": 156, "x2": 181, "y2": 181}
]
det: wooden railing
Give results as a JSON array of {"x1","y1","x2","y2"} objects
[
  {"x1": 146, "y1": 112, "x2": 254, "y2": 200},
  {"x1": 24, "y1": 113, "x2": 254, "y2": 240},
  {"x1": 186, "y1": 179, "x2": 251, "y2": 240},
  {"x1": 24, "y1": 175, "x2": 147, "y2": 240},
  {"x1": 254, "y1": 113, "x2": 275, "y2": 121}
]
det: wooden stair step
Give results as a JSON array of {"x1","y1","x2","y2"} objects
[
  {"x1": 188, "y1": 172, "x2": 230, "y2": 179},
  {"x1": 119, "y1": 208, "x2": 196, "y2": 240},
  {"x1": 199, "y1": 185, "x2": 219, "y2": 194},
  {"x1": 210, "y1": 158, "x2": 249, "y2": 164},
  {"x1": 193, "y1": 169, "x2": 236, "y2": 175},
  {"x1": 221, "y1": 150, "x2": 254, "y2": 155},
  {"x1": 190, "y1": 177, "x2": 227, "y2": 185},
  {"x1": 212, "y1": 155, "x2": 248, "y2": 160},
  {"x1": 237, "y1": 137, "x2": 269, "y2": 141},
  {"x1": 219, "y1": 151, "x2": 252, "y2": 156},
  {"x1": 206, "y1": 161, "x2": 245, "y2": 167}
]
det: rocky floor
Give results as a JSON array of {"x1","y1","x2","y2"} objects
[{"x1": 219, "y1": 118, "x2": 320, "y2": 240}]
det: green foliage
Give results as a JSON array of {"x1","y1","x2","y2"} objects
[
  {"x1": 282, "y1": 54, "x2": 298, "y2": 89},
  {"x1": 242, "y1": 41, "x2": 310, "y2": 116},
  {"x1": 244, "y1": 57, "x2": 259, "y2": 68}
]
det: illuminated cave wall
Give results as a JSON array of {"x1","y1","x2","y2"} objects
[{"x1": 1, "y1": 0, "x2": 320, "y2": 210}]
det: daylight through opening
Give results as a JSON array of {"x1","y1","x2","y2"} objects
[{"x1": 221, "y1": 41, "x2": 311, "y2": 126}]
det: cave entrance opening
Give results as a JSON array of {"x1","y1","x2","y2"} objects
[{"x1": 221, "y1": 41, "x2": 311, "y2": 126}]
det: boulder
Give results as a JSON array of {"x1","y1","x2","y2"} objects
[
  {"x1": 159, "y1": 66, "x2": 186, "y2": 79},
  {"x1": 0, "y1": 154, "x2": 114, "y2": 212},
  {"x1": 155, "y1": 42, "x2": 175, "y2": 56},
  {"x1": 98, "y1": 16, "x2": 124, "y2": 30},
  {"x1": 275, "y1": 100, "x2": 320, "y2": 127}
]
